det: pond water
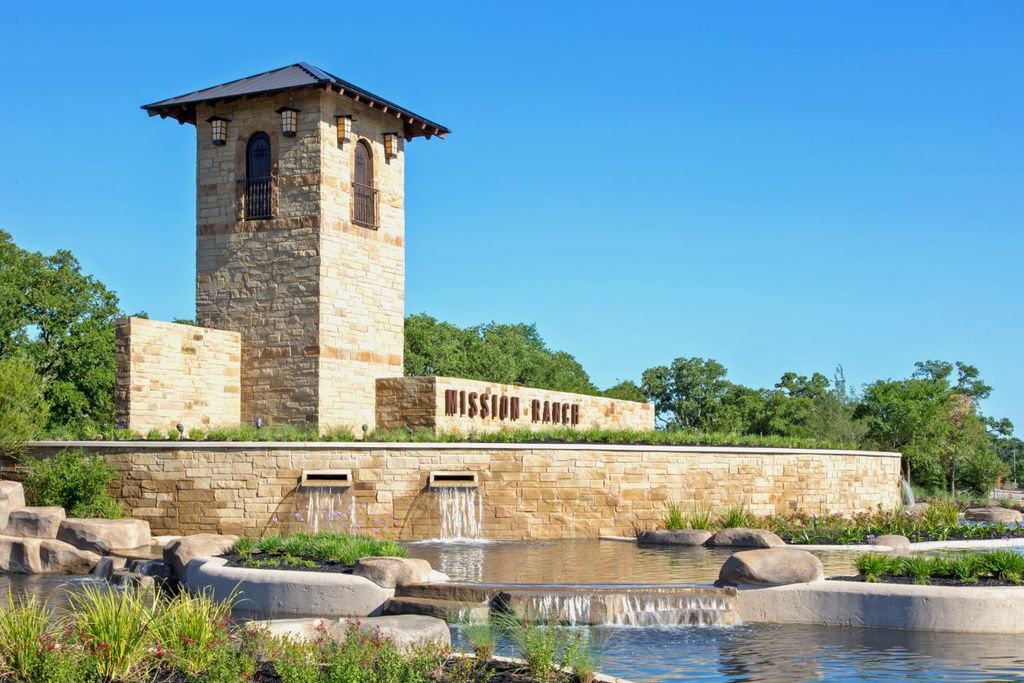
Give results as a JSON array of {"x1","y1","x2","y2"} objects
[
  {"x1": 405, "y1": 539, "x2": 859, "y2": 584},
  {"x1": 453, "y1": 622, "x2": 1024, "y2": 682},
  {"x1": 0, "y1": 573, "x2": 105, "y2": 610}
]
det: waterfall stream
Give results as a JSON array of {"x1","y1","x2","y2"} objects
[
  {"x1": 508, "y1": 589, "x2": 736, "y2": 626},
  {"x1": 436, "y1": 487, "x2": 483, "y2": 540}
]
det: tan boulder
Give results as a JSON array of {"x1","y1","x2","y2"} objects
[
  {"x1": 708, "y1": 528, "x2": 785, "y2": 548},
  {"x1": 0, "y1": 535, "x2": 100, "y2": 574},
  {"x1": 57, "y1": 518, "x2": 152, "y2": 554},
  {"x1": 0, "y1": 481, "x2": 26, "y2": 510},
  {"x1": 867, "y1": 534, "x2": 911, "y2": 554},
  {"x1": 638, "y1": 529, "x2": 713, "y2": 546},
  {"x1": 163, "y1": 534, "x2": 238, "y2": 580},
  {"x1": 0, "y1": 482, "x2": 25, "y2": 530},
  {"x1": 38, "y1": 539, "x2": 101, "y2": 574},
  {"x1": 964, "y1": 507, "x2": 1022, "y2": 524},
  {"x1": 352, "y1": 556, "x2": 447, "y2": 588},
  {"x1": 4, "y1": 507, "x2": 66, "y2": 538},
  {"x1": 717, "y1": 548, "x2": 824, "y2": 586}
]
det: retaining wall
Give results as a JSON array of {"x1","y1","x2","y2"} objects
[{"x1": 10, "y1": 442, "x2": 902, "y2": 540}]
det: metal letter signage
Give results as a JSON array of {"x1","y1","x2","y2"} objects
[{"x1": 444, "y1": 389, "x2": 577, "y2": 425}]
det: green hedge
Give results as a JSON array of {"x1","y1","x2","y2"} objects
[{"x1": 38, "y1": 425, "x2": 857, "y2": 450}]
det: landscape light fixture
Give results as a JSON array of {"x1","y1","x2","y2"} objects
[
  {"x1": 256, "y1": 417, "x2": 265, "y2": 430},
  {"x1": 384, "y1": 132, "x2": 400, "y2": 159},
  {"x1": 176, "y1": 423, "x2": 185, "y2": 436},
  {"x1": 361, "y1": 424, "x2": 369, "y2": 438},
  {"x1": 336, "y1": 115, "x2": 353, "y2": 144},
  {"x1": 206, "y1": 116, "x2": 229, "y2": 146},
  {"x1": 277, "y1": 107, "x2": 300, "y2": 137}
]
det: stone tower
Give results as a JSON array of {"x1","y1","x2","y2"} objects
[{"x1": 144, "y1": 63, "x2": 448, "y2": 430}]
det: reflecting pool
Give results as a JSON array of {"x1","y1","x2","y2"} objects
[{"x1": 406, "y1": 539, "x2": 858, "y2": 584}]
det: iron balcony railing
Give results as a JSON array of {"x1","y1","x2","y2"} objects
[
  {"x1": 237, "y1": 176, "x2": 276, "y2": 220},
  {"x1": 353, "y1": 181, "x2": 379, "y2": 228}
]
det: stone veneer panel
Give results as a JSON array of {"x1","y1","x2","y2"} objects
[
  {"x1": 114, "y1": 318, "x2": 240, "y2": 433},
  {"x1": 12, "y1": 443, "x2": 901, "y2": 540},
  {"x1": 376, "y1": 377, "x2": 655, "y2": 433},
  {"x1": 193, "y1": 89, "x2": 406, "y2": 431}
]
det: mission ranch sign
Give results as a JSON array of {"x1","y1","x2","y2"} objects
[{"x1": 444, "y1": 389, "x2": 581, "y2": 426}]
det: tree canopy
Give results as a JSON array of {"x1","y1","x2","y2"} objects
[
  {"x1": 0, "y1": 230, "x2": 120, "y2": 431},
  {"x1": 404, "y1": 314, "x2": 598, "y2": 395}
]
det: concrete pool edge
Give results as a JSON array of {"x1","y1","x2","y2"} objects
[{"x1": 735, "y1": 580, "x2": 1024, "y2": 634}]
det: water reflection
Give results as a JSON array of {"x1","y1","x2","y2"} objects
[
  {"x1": 406, "y1": 539, "x2": 858, "y2": 585},
  {"x1": 0, "y1": 573, "x2": 105, "y2": 611},
  {"x1": 453, "y1": 623, "x2": 1024, "y2": 682}
]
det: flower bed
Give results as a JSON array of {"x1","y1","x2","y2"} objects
[
  {"x1": 0, "y1": 589, "x2": 609, "y2": 683},
  {"x1": 225, "y1": 532, "x2": 406, "y2": 573}
]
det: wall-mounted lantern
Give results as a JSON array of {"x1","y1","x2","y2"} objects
[
  {"x1": 206, "y1": 116, "x2": 229, "y2": 146},
  {"x1": 277, "y1": 107, "x2": 300, "y2": 137},
  {"x1": 384, "y1": 132, "x2": 400, "y2": 159},
  {"x1": 336, "y1": 115, "x2": 353, "y2": 144}
]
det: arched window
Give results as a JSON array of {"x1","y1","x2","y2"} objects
[
  {"x1": 244, "y1": 132, "x2": 272, "y2": 219},
  {"x1": 353, "y1": 141, "x2": 377, "y2": 227}
]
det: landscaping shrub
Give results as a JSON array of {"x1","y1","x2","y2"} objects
[
  {"x1": 70, "y1": 585, "x2": 153, "y2": 681},
  {"x1": 686, "y1": 505, "x2": 715, "y2": 531},
  {"x1": 495, "y1": 613, "x2": 565, "y2": 683},
  {"x1": 0, "y1": 593, "x2": 83, "y2": 683},
  {"x1": 762, "y1": 508, "x2": 1022, "y2": 545},
  {"x1": 717, "y1": 504, "x2": 757, "y2": 529},
  {"x1": 0, "y1": 356, "x2": 49, "y2": 457},
  {"x1": 853, "y1": 550, "x2": 1024, "y2": 585},
  {"x1": 232, "y1": 531, "x2": 407, "y2": 567},
  {"x1": 662, "y1": 502, "x2": 685, "y2": 531},
  {"x1": 23, "y1": 449, "x2": 124, "y2": 518}
]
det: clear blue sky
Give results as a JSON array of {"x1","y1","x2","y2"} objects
[{"x1": 1, "y1": 2, "x2": 1021, "y2": 428}]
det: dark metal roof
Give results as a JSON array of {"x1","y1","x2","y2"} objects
[{"x1": 142, "y1": 63, "x2": 449, "y2": 139}]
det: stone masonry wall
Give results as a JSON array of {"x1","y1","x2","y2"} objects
[
  {"x1": 195, "y1": 92, "x2": 323, "y2": 427},
  {"x1": 194, "y1": 90, "x2": 407, "y2": 431},
  {"x1": 13, "y1": 443, "x2": 901, "y2": 540},
  {"x1": 317, "y1": 90, "x2": 406, "y2": 431},
  {"x1": 114, "y1": 318, "x2": 240, "y2": 433},
  {"x1": 376, "y1": 377, "x2": 656, "y2": 433}
]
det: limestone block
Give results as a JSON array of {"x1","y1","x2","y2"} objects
[
  {"x1": 0, "y1": 481, "x2": 26, "y2": 510},
  {"x1": 708, "y1": 528, "x2": 785, "y2": 548},
  {"x1": 0, "y1": 536, "x2": 99, "y2": 574},
  {"x1": 163, "y1": 533, "x2": 238, "y2": 580},
  {"x1": 717, "y1": 549, "x2": 824, "y2": 586},
  {"x1": 57, "y1": 518, "x2": 152, "y2": 554},
  {"x1": 4, "y1": 507, "x2": 66, "y2": 539}
]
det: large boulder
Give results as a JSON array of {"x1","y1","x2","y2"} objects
[
  {"x1": 0, "y1": 482, "x2": 25, "y2": 529},
  {"x1": 57, "y1": 518, "x2": 152, "y2": 554},
  {"x1": 708, "y1": 528, "x2": 785, "y2": 548},
  {"x1": 163, "y1": 533, "x2": 238, "y2": 580},
  {"x1": 4, "y1": 507, "x2": 66, "y2": 539},
  {"x1": 352, "y1": 556, "x2": 448, "y2": 588},
  {"x1": 638, "y1": 529, "x2": 714, "y2": 546},
  {"x1": 0, "y1": 481, "x2": 26, "y2": 510},
  {"x1": 964, "y1": 507, "x2": 1023, "y2": 524},
  {"x1": 867, "y1": 534, "x2": 911, "y2": 554},
  {"x1": 717, "y1": 548, "x2": 824, "y2": 586},
  {"x1": 249, "y1": 615, "x2": 450, "y2": 650},
  {"x1": 37, "y1": 539, "x2": 101, "y2": 574},
  {"x1": 0, "y1": 535, "x2": 100, "y2": 574}
]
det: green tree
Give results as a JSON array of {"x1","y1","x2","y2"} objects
[
  {"x1": 403, "y1": 314, "x2": 598, "y2": 394},
  {"x1": 601, "y1": 380, "x2": 645, "y2": 402},
  {"x1": 0, "y1": 356, "x2": 50, "y2": 455},
  {"x1": 857, "y1": 361, "x2": 1006, "y2": 494},
  {"x1": 0, "y1": 230, "x2": 120, "y2": 430},
  {"x1": 640, "y1": 357, "x2": 733, "y2": 430}
]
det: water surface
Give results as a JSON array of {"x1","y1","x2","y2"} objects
[{"x1": 406, "y1": 539, "x2": 858, "y2": 584}]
